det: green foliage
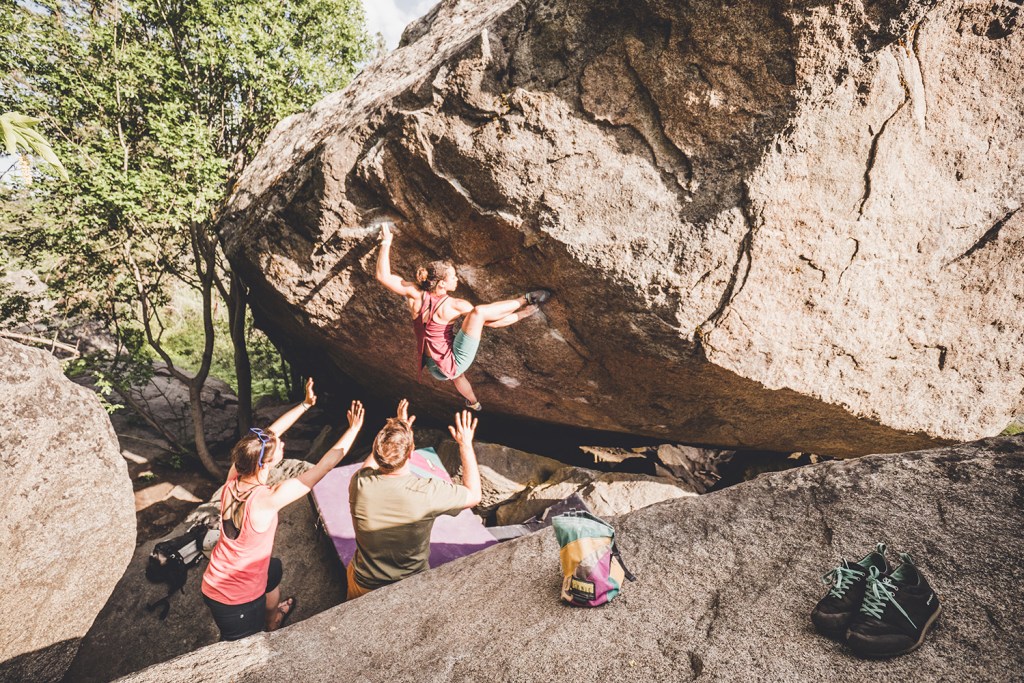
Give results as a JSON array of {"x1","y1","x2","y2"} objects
[
  {"x1": 1, "y1": 111, "x2": 69, "y2": 181},
  {"x1": 0, "y1": 279, "x2": 33, "y2": 325},
  {"x1": 1, "y1": 0, "x2": 370, "y2": 415},
  {"x1": 83, "y1": 367, "x2": 125, "y2": 414},
  {"x1": 1002, "y1": 421, "x2": 1024, "y2": 437},
  {"x1": 160, "y1": 452, "x2": 187, "y2": 470},
  {"x1": 247, "y1": 322, "x2": 293, "y2": 401},
  {"x1": 156, "y1": 282, "x2": 291, "y2": 401},
  {"x1": 158, "y1": 283, "x2": 236, "y2": 380}
]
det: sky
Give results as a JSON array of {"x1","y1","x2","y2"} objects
[{"x1": 362, "y1": 0, "x2": 437, "y2": 51}]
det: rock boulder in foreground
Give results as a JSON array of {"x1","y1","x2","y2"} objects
[
  {"x1": 120, "y1": 435, "x2": 1024, "y2": 682},
  {"x1": 0, "y1": 339, "x2": 136, "y2": 683},
  {"x1": 219, "y1": 0, "x2": 1024, "y2": 457}
]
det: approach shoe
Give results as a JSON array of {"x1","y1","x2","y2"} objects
[
  {"x1": 525, "y1": 289, "x2": 552, "y2": 305},
  {"x1": 846, "y1": 553, "x2": 941, "y2": 658},
  {"x1": 811, "y1": 542, "x2": 889, "y2": 640}
]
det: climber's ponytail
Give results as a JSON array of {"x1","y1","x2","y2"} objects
[{"x1": 416, "y1": 261, "x2": 453, "y2": 291}]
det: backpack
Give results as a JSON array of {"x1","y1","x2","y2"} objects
[
  {"x1": 552, "y1": 511, "x2": 635, "y2": 607},
  {"x1": 144, "y1": 524, "x2": 210, "y2": 620}
]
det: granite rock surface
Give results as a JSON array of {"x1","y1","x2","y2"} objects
[
  {"x1": 117, "y1": 435, "x2": 1024, "y2": 682},
  {"x1": 218, "y1": 0, "x2": 1024, "y2": 457},
  {"x1": 494, "y1": 465, "x2": 696, "y2": 524},
  {"x1": 0, "y1": 339, "x2": 136, "y2": 683}
]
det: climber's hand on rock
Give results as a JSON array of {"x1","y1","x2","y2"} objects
[{"x1": 380, "y1": 223, "x2": 393, "y2": 245}]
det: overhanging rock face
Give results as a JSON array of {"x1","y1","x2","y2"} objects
[{"x1": 219, "y1": 0, "x2": 1024, "y2": 456}]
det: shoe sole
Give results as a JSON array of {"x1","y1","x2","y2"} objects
[
  {"x1": 848, "y1": 604, "x2": 942, "y2": 658},
  {"x1": 814, "y1": 624, "x2": 849, "y2": 641}
]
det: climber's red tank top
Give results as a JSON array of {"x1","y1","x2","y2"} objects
[
  {"x1": 413, "y1": 291, "x2": 458, "y2": 379},
  {"x1": 201, "y1": 476, "x2": 278, "y2": 604}
]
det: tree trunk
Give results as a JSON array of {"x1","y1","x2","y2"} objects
[
  {"x1": 187, "y1": 224, "x2": 225, "y2": 480},
  {"x1": 288, "y1": 363, "x2": 303, "y2": 402},
  {"x1": 228, "y1": 272, "x2": 252, "y2": 433},
  {"x1": 188, "y1": 379, "x2": 224, "y2": 479},
  {"x1": 126, "y1": 228, "x2": 226, "y2": 481}
]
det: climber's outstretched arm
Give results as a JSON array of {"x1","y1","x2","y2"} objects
[{"x1": 376, "y1": 223, "x2": 420, "y2": 299}]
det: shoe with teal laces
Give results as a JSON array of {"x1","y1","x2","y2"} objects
[
  {"x1": 846, "y1": 553, "x2": 942, "y2": 658},
  {"x1": 811, "y1": 542, "x2": 889, "y2": 640}
]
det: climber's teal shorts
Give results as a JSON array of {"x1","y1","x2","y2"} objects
[{"x1": 425, "y1": 330, "x2": 480, "y2": 381}]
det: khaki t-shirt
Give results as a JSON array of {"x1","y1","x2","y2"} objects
[{"x1": 349, "y1": 467, "x2": 469, "y2": 589}]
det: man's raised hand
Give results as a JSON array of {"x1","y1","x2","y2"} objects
[
  {"x1": 397, "y1": 398, "x2": 416, "y2": 426},
  {"x1": 379, "y1": 222, "x2": 393, "y2": 245},
  {"x1": 448, "y1": 410, "x2": 477, "y2": 447}
]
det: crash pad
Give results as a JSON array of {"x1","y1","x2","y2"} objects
[{"x1": 310, "y1": 448, "x2": 497, "y2": 569}]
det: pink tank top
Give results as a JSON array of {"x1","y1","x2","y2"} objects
[
  {"x1": 201, "y1": 477, "x2": 278, "y2": 605},
  {"x1": 413, "y1": 291, "x2": 459, "y2": 379}
]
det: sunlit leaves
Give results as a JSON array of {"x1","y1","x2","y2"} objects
[{"x1": 0, "y1": 112, "x2": 69, "y2": 181}]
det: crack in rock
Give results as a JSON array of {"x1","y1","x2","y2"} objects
[
  {"x1": 838, "y1": 237, "x2": 860, "y2": 284},
  {"x1": 700, "y1": 186, "x2": 757, "y2": 334},
  {"x1": 946, "y1": 206, "x2": 1021, "y2": 266},
  {"x1": 857, "y1": 93, "x2": 909, "y2": 218},
  {"x1": 798, "y1": 255, "x2": 826, "y2": 282}
]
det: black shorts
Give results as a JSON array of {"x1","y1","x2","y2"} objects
[{"x1": 202, "y1": 557, "x2": 283, "y2": 641}]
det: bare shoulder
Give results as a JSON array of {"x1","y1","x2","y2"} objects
[{"x1": 444, "y1": 297, "x2": 473, "y2": 316}]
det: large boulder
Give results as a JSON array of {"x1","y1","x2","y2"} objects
[
  {"x1": 435, "y1": 439, "x2": 565, "y2": 513},
  {"x1": 494, "y1": 465, "x2": 695, "y2": 524},
  {"x1": 118, "y1": 436, "x2": 1024, "y2": 682},
  {"x1": 127, "y1": 363, "x2": 239, "y2": 451},
  {"x1": 217, "y1": 0, "x2": 1023, "y2": 458},
  {"x1": 64, "y1": 460, "x2": 345, "y2": 682},
  {"x1": 0, "y1": 339, "x2": 136, "y2": 682}
]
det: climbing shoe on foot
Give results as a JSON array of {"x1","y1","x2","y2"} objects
[
  {"x1": 811, "y1": 542, "x2": 889, "y2": 640},
  {"x1": 465, "y1": 399, "x2": 482, "y2": 411},
  {"x1": 846, "y1": 553, "x2": 941, "y2": 658},
  {"x1": 525, "y1": 289, "x2": 552, "y2": 305}
]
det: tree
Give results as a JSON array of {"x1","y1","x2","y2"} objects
[
  {"x1": 1, "y1": 0, "x2": 370, "y2": 477},
  {"x1": 1, "y1": 112, "x2": 69, "y2": 183}
]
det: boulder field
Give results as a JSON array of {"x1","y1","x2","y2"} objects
[
  {"x1": 0, "y1": 339, "x2": 136, "y2": 683},
  {"x1": 217, "y1": 0, "x2": 1024, "y2": 457},
  {"x1": 118, "y1": 435, "x2": 1024, "y2": 682}
]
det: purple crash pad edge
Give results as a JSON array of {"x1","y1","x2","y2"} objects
[{"x1": 310, "y1": 448, "x2": 496, "y2": 568}]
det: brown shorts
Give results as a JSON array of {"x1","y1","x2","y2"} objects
[{"x1": 346, "y1": 561, "x2": 372, "y2": 601}]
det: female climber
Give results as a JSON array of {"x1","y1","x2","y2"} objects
[
  {"x1": 200, "y1": 379, "x2": 364, "y2": 640},
  {"x1": 375, "y1": 223, "x2": 550, "y2": 410}
]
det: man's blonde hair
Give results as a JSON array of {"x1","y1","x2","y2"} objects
[{"x1": 372, "y1": 418, "x2": 414, "y2": 473}]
